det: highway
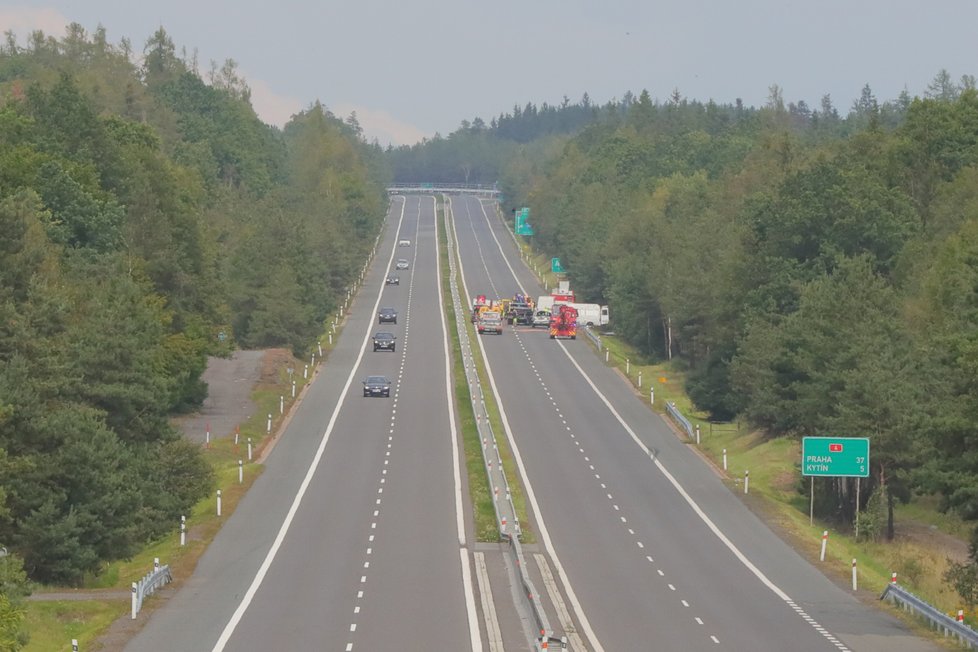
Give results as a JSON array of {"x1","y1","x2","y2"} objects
[
  {"x1": 126, "y1": 196, "x2": 480, "y2": 651},
  {"x1": 448, "y1": 193, "x2": 939, "y2": 651}
]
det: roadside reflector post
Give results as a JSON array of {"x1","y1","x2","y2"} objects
[
  {"x1": 279, "y1": 395, "x2": 284, "y2": 414},
  {"x1": 266, "y1": 413, "x2": 272, "y2": 434},
  {"x1": 180, "y1": 515, "x2": 186, "y2": 546},
  {"x1": 247, "y1": 438, "x2": 253, "y2": 461},
  {"x1": 292, "y1": 380, "x2": 297, "y2": 398},
  {"x1": 638, "y1": 371, "x2": 642, "y2": 388},
  {"x1": 72, "y1": 639, "x2": 78, "y2": 652},
  {"x1": 626, "y1": 358, "x2": 630, "y2": 375},
  {"x1": 650, "y1": 387, "x2": 654, "y2": 405},
  {"x1": 216, "y1": 490, "x2": 222, "y2": 516},
  {"x1": 744, "y1": 470, "x2": 750, "y2": 494},
  {"x1": 851, "y1": 558, "x2": 857, "y2": 591},
  {"x1": 605, "y1": 349, "x2": 609, "y2": 363},
  {"x1": 958, "y1": 610, "x2": 965, "y2": 622},
  {"x1": 318, "y1": 341, "x2": 323, "y2": 357},
  {"x1": 722, "y1": 449, "x2": 727, "y2": 471},
  {"x1": 234, "y1": 426, "x2": 239, "y2": 445},
  {"x1": 238, "y1": 460, "x2": 243, "y2": 483},
  {"x1": 303, "y1": 364, "x2": 308, "y2": 380},
  {"x1": 131, "y1": 582, "x2": 137, "y2": 619},
  {"x1": 695, "y1": 424, "x2": 701, "y2": 445},
  {"x1": 891, "y1": 571, "x2": 897, "y2": 584},
  {"x1": 820, "y1": 531, "x2": 828, "y2": 561}
]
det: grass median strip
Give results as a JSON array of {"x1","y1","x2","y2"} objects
[{"x1": 438, "y1": 199, "x2": 532, "y2": 543}]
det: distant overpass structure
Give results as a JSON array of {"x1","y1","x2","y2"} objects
[{"x1": 387, "y1": 182, "x2": 500, "y2": 198}]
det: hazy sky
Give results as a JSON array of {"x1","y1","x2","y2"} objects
[{"x1": 2, "y1": 1, "x2": 977, "y2": 145}]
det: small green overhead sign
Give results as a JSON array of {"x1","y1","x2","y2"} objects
[{"x1": 802, "y1": 437, "x2": 870, "y2": 477}]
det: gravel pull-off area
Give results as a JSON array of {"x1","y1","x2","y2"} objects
[{"x1": 173, "y1": 350, "x2": 264, "y2": 444}]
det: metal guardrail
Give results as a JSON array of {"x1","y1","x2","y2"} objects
[
  {"x1": 880, "y1": 582, "x2": 978, "y2": 648},
  {"x1": 443, "y1": 198, "x2": 565, "y2": 651},
  {"x1": 665, "y1": 401, "x2": 694, "y2": 439},
  {"x1": 131, "y1": 559, "x2": 173, "y2": 619},
  {"x1": 582, "y1": 325, "x2": 602, "y2": 352}
]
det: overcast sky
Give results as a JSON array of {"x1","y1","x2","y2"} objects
[{"x1": 2, "y1": 1, "x2": 977, "y2": 145}]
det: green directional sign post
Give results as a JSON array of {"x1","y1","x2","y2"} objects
[
  {"x1": 802, "y1": 436, "x2": 870, "y2": 530},
  {"x1": 802, "y1": 437, "x2": 869, "y2": 477},
  {"x1": 514, "y1": 207, "x2": 534, "y2": 236}
]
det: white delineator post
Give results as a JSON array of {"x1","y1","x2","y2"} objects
[
  {"x1": 180, "y1": 515, "x2": 186, "y2": 546},
  {"x1": 303, "y1": 364, "x2": 308, "y2": 380},
  {"x1": 958, "y1": 610, "x2": 965, "y2": 622},
  {"x1": 605, "y1": 349, "x2": 609, "y2": 363},
  {"x1": 820, "y1": 531, "x2": 828, "y2": 561},
  {"x1": 626, "y1": 358, "x2": 630, "y2": 374},
  {"x1": 266, "y1": 413, "x2": 272, "y2": 434},
  {"x1": 238, "y1": 460, "x2": 243, "y2": 483},
  {"x1": 722, "y1": 449, "x2": 728, "y2": 471},
  {"x1": 318, "y1": 341, "x2": 323, "y2": 357},
  {"x1": 638, "y1": 371, "x2": 642, "y2": 388},
  {"x1": 891, "y1": 571, "x2": 897, "y2": 584},
  {"x1": 72, "y1": 640, "x2": 79, "y2": 652},
  {"x1": 695, "y1": 424, "x2": 701, "y2": 445},
  {"x1": 744, "y1": 470, "x2": 750, "y2": 494},
  {"x1": 851, "y1": 559, "x2": 857, "y2": 590},
  {"x1": 131, "y1": 582, "x2": 137, "y2": 619},
  {"x1": 216, "y1": 490, "x2": 222, "y2": 516},
  {"x1": 650, "y1": 387, "x2": 654, "y2": 405},
  {"x1": 247, "y1": 438, "x2": 253, "y2": 461},
  {"x1": 279, "y1": 395, "x2": 284, "y2": 414},
  {"x1": 292, "y1": 380, "x2": 297, "y2": 398}
]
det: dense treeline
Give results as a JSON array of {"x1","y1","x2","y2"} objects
[
  {"x1": 387, "y1": 93, "x2": 613, "y2": 183},
  {"x1": 498, "y1": 78, "x2": 978, "y2": 544},
  {"x1": 0, "y1": 23, "x2": 387, "y2": 643}
]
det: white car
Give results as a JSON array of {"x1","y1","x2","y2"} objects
[
  {"x1": 398, "y1": 239, "x2": 411, "y2": 247},
  {"x1": 531, "y1": 310, "x2": 551, "y2": 328},
  {"x1": 395, "y1": 259, "x2": 409, "y2": 270}
]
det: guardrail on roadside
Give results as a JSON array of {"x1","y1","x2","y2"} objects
[
  {"x1": 880, "y1": 582, "x2": 978, "y2": 648},
  {"x1": 665, "y1": 401, "x2": 694, "y2": 439},
  {"x1": 582, "y1": 325, "x2": 602, "y2": 352},
  {"x1": 131, "y1": 558, "x2": 172, "y2": 619}
]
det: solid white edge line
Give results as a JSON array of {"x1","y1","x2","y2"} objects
[
  {"x1": 554, "y1": 339, "x2": 795, "y2": 604},
  {"x1": 456, "y1": 198, "x2": 605, "y2": 652},
  {"x1": 210, "y1": 197, "x2": 409, "y2": 651},
  {"x1": 438, "y1": 196, "x2": 482, "y2": 652}
]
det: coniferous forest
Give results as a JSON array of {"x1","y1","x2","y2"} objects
[{"x1": 0, "y1": 24, "x2": 388, "y2": 633}]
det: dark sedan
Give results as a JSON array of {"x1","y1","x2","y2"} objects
[
  {"x1": 386, "y1": 275, "x2": 400, "y2": 285},
  {"x1": 362, "y1": 375, "x2": 392, "y2": 397},
  {"x1": 373, "y1": 331, "x2": 396, "y2": 352},
  {"x1": 378, "y1": 307, "x2": 397, "y2": 324}
]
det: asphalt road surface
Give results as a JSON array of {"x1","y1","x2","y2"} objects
[
  {"x1": 126, "y1": 196, "x2": 480, "y2": 651},
  {"x1": 447, "y1": 193, "x2": 940, "y2": 652}
]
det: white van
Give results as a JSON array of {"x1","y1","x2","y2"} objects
[{"x1": 398, "y1": 239, "x2": 411, "y2": 247}]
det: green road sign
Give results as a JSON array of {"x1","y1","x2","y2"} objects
[
  {"x1": 551, "y1": 257, "x2": 565, "y2": 273},
  {"x1": 802, "y1": 437, "x2": 870, "y2": 477}
]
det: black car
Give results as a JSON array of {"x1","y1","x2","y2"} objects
[
  {"x1": 378, "y1": 307, "x2": 397, "y2": 324},
  {"x1": 373, "y1": 331, "x2": 396, "y2": 352},
  {"x1": 386, "y1": 275, "x2": 400, "y2": 285},
  {"x1": 507, "y1": 304, "x2": 533, "y2": 325},
  {"x1": 362, "y1": 375, "x2": 392, "y2": 397}
]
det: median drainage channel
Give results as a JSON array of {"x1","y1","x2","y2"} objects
[{"x1": 442, "y1": 198, "x2": 570, "y2": 652}]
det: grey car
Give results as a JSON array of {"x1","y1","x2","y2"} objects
[
  {"x1": 362, "y1": 375, "x2": 392, "y2": 397},
  {"x1": 395, "y1": 259, "x2": 409, "y2": 270}
]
